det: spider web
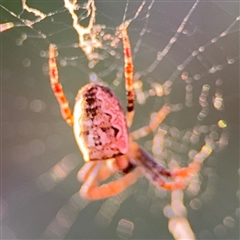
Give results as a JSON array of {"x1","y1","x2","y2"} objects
[{"x1": 1, "y1": 0, "x2": 239, "y2": 239}]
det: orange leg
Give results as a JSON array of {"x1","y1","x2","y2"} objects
[
  {"x1": 49, "y1": 44, "x2": 73, "y2": 125},
  {"x1": 157, "y1": 178, "x2": 186, "y2": 191},
  {"x1": 172, "y1": 144, "x2": 213, "y2": 179},
  {"x1": 139, "y1": 162, "x2": 186, "y2": 191},
  {"x1": 120, "y1": 23, "x2": 135, "y2": 127},
  {"x1": 77, "y1": 161, "x2": 98, "y2": 182},
  {"x1": 131, "y1": 104, "x2": 170, "y2": 140},
  {"x1": 131, "y1": 142, "x2": 210, "y2": 192},
  {"x1": 97, "y1": 159, "x2": 119, "y2": 181},
  {"x1": 77, "y1": 159, "x2": 117, "y2": 183},
  {"x1": 79, "y1": 163, "x2": 143, "y2": 200},
  {"x1": 79, "y1": 162, "x2": 102, "y2": 199},
  {"x1": 0, "y1": 22, "x2": 14, "y2": 32}
]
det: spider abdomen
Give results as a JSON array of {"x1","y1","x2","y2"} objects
[{"x1": 73, "y1": 83, "x2": 129, "y2": 161}]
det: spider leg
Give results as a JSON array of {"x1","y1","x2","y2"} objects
[
  {"x1": 49, "y1": 44, "x2": 73, "y2": 125},
  {"x1": 79, "y1": 162, "x2": 102, "y2": 199},
  {"x1": 172, "y1": 144, "x2": 213, "y2": 179},
  {"x1": 155, "y1": 177, "x2": 185, "y2": 191},
  {"x1": 77, "y1": 161, "x2": 98, "y2": 182},
  {"x1": 120, "y1": 22, "x2": 135, "y2": 127},
  {"x1": 77, "y1": 158, "x2": 121, "y2": 183},
  {"x1": 96, "y1": 160, "x2": 116, "y2": 181},
  {"x1": 129, "y1": 141, "x2": 172, "y2": 178},
  {"x1": 130, "y1": 141, "x2": 212, "y2": 191},
  {"x1": 79, "y1": 160, "x2": 143, "y2": 200},
  {"x1": 131, "y1": 104, "x2": 170, "y2": 140}
]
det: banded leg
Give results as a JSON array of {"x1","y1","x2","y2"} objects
[
  {"x1": 131, "y1": 104, "x2": 170, "y2": 140},
  {"x1": 129, "y1": 142, "x2": 191, "y2": 191},
  {"x1": 49, "y1": 44, "x2": 73, "y2": 125},
  {"x1": 132, "y1": 141, "x2": 213, "y2": 191},
  {"x1": 120, "y1": 22, "x2": 135, "y2": 127}
]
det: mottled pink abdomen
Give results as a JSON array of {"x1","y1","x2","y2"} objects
[{"x1": 73, "y1": 83, "x2": 129, "y2": 161}]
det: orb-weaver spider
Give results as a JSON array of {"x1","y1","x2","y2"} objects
[{"x1": 48, "y1": 22, "x2": 200, "y2": 200}]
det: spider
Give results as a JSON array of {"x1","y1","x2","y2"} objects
[{"x1": 48, "y1": 22, "x2": 198, "y2": 200}]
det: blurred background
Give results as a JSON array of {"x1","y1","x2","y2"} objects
[{"x1": 1, "y1": 0, "x2": 239, "y2": 239}]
